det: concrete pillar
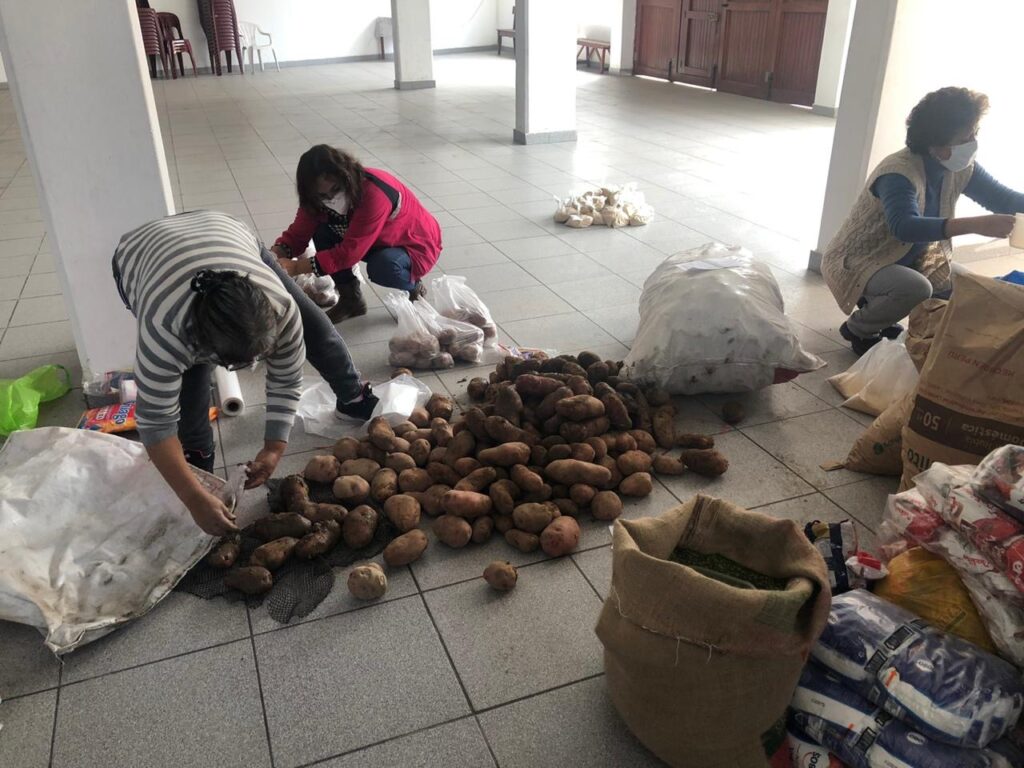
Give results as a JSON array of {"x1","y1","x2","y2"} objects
[
  {"x1": 391, "y1": 0, "x2": 435, "y2": 90},
  {"x1": 609, "y1": 0, "x2": 637, "y2": 76},
  {"x1": 812, "y1": 0, "x2": 855, "y2": 117},
  {"x1": 514, "y1": 0, "x2": 577, "y2": 145},
  {"x1": 0, "y1": 0, "x2": 174, "y2": 384}
]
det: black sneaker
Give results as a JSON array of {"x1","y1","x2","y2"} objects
[
  {"x1": 335, "y1": 382, "x2": 379, "y2": 422},
  {"x1": 879, "y1": 323, "x2": 904, "y2": 340},
  {"x1": 409, "y1": 281, "x2": 426, "y2": 302},
  {"x1": 183, "y1": 447, "x2": 216, "y2": 472},
  {"x1": 840, "y1": 322, "x2": 882, "y2": 356}
]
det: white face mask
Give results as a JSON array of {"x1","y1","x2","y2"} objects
[
  {"x1": 937, "y1": 139, "x2": 978, "y2": 172},
  {"x1": 323, "y1": 193, "x2": 349, "y2": 215}
]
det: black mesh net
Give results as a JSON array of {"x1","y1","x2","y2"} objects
[{"x1": 175, "y1": 477, "x2": 396, "y2": 624}]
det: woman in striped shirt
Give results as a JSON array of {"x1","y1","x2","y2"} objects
[{"x1": 113, "y1": 210, "x2": 378, "y2": 535}]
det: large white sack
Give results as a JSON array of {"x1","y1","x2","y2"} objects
[
  {"x1": 0, "y1": 427, "x2": 221, "y2": 654},
  {"x1": 828, "y1": 333, "x2": 919, "y2": 416},
  {"x1": 623, "y1": 243, "x2": 825, "y2": 394}
]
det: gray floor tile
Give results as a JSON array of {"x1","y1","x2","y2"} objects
[
  {"x1": 698, "y1": 382, "x2": 832, "y2": 427},
  {"x1": 493, "y1": 235, "x2": 580, "y2": 262},
  {"x1": 0, "y1": 299, "x2": 14, "y2": 328},
  {"x1": 256, "y1": 597, "x2": 469, "y2": 768},
  {"x1": 411, "y1": 529, "x2": 551, "y2": 591},
  {"x1": 476, "y1": 285, "x2": 575, "y2": 323},
  {"x1": 501, "y1": 312, "x2": 617, "y2": 352},
  {"x1": 62, "y1": 592, "x2": 250, "y2": 683},
  {"x1": 0, "y1": 254, "x2": 33, "y2": 278},
  {"x1": 31, "y1": 251, "x2": 55, "y2": 274},
  {"x1": 657, "y1": 430, "x2": 814, "y2": 509},
  {"x1": 478, "y1": 676, "x2": 664, "y2": 768},
  {"x1": 742, "y1": 410, "x2": 869, "y2": 490},
  {"x1": 438, "y1": 242, "x2": 510, "y2": 270},
  {"x1": 0, "y1": 690, "x2": 56, "y2": 768},
  {"x1": 752, "y1": 492, "x2": 878, "y2": 553},
  {"x1": 519, "y1": 253, "x2": 612, "y2": 284},
  {"x1": 328, "y1": 306, "x2": 396, "y2": 346},
  {"x1": 0, "y1": 620, "x2": 61, "y2": 698},
  {"x1": 424, "y1": 558, "x2": 604, "y2": 710},
  {"x1": 793, "y1": 348, "x2": 861, "y2": 407},
  {"x1": 550, "y1": 274, "x2": 641, "y2": 312},
  {"x1": 0, "y1": 321, "x2": 75, "y2": 360},
  {"x1": 52, "y1": 641, "x2": 269, "y2": 768},
  {"x1": 17, "y1": 273, "x2": 61, "y2": 298},
  {"x1": 582, "y1": 305, "x2": 640, "y2": 345},
  {"x1": 447, "y1": 262, "x2": 540, "y2": 293},
  {"x1": 0, "y1": 236, "x2": 42, "y2": 258},
  {"x1": 9, "y1": 294, "x2": 68, "y2": 326},
  {"x1": 0, "y1": 348, "x2": 83, "y2": 383},
  {"x1": 452, "y1": 204, "x2": 523, "y2": 225},
  {"x1": 0, "y1": 275, "x2": 26, "y2": 300},
  {"x1": 573, "y1": 545, "x2": 612, "y2": 600},
  {"x1": 220, "y1": 404, "x2": 336, "y2": 465},
  {"x1": 439, "y1": 224, "x2": 486, "y2": 247},
  {"x1": 672, "y1": 396, "x2": 736, "y2": 435},
  {"x1": 318, "y1": 718, "x2": 497, "y2": 768},
  {"x1": 823, "y1": 475, "x2": 900, "y2": 532}
]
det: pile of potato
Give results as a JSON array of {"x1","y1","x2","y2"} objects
[{"x1": 209, "y1": 350, "x2": 730, "y2": 599}]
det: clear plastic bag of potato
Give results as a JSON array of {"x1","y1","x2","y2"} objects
[
  {"x1": 427, "y1": 274, "x2": 498, "y2": 347},
  {"x1": 412, "y1": 298, "x2": 485, "y2": 364},
  {"x1": 383, "y1": 292, "x2": 450, "y2": 369},
  {"x1": 294, "y1": 274, "x2": 340, "y2": 309}
]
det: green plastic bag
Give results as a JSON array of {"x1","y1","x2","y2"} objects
[{"x1": 0, "y1": 365, "x2": 72, "y2": 437}]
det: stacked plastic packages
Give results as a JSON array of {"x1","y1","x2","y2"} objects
[{"x1": 552, "y1": 183, "x2": 654, "y2": 229}]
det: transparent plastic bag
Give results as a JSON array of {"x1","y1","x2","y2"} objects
[
  {"x1": 294, "y1": 274, "x2": 339, "y2": 309},
  {"x1": 828, "y1": 333, "x2": 918, "y2": 416},
  {"x1": 428, "y1": 274, "x2": 498, "y2": 347},
  {"x1": 383, "y1": 292, "x2": 451, "y2": 370},
  {"x1": 413, "y1": 299, "x2": 485, "y2": 364},
  {"x1": 973, "y1": 445, "x2": 1024, "y2": 524}
]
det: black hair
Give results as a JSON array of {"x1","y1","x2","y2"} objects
[
  {"x1": 187, "y1": 271, "x2": 277, "y2": 367},
  {"x1": 295, "y1": 144, "x2": 364, "y2": 213},
  {"x1": 906, "y1": 87, "x2": 989, "y2": 155}
]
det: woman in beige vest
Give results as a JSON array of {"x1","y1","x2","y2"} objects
[{"x1": 823, "y1": 87, "x2": 1023, "y2": 355}]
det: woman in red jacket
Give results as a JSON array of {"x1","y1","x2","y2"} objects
[{"x1": 273, "y1": 145, "x2": 443, "y2": 322}]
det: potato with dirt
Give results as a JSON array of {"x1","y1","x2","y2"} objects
[
  {"x1": 591, "y1": 490, "x2": 624, "y2": 520},
  {"x1": 570, "y1": 483, "x2": 597, "y2": 507},
  {"x1": 483, "y1": 561, "x2": 518, "y2": 591},
  {"x1": 303, "y1": 457, "x2": 340, "y2": 488},
  {"x1": 442, "y1": 490, "x2": 493, "y2": 519},
  {"x1": 619, "y1": 472, "x2": 653, "y2": 497},
  {"x1": 556, "y1": 395, "x2": 605, "y2": 422},
  {"x1": 302, "y1": 502, "x2": 348, "y2": 524},
  {"x1": 484, "y1": 415, "x2": 530, "y2": 444},
  {"x1": 443, "y1": 429, "x2": 477, "y2": 467},
  {"x1": 426, "y1": 393, "x2": 454, "y2": 421},
  {"x1": 472, "y1": 516, "x2": 495, "y2": 544},
  {"x1": 428, "y1": 461, "x2": 462, "y2": 487},
  {"x1": 597, "y1": 456, "x2": 623, "y2": 490},
  {"x1": 652, "y1": 453, "x2": 685, "y2": 475},
  {"x1": 434, "y1": 514, "x2": 473, "y2": 547},
  {"x1": 224, "y1": 566, "x2": 273, "y2": 595},
  {"x1": 628, "y1": 430, "x2": 657, "y2": 454},
  {"x1": 279, "y1": 475, "x2": 311, "y2": 513},
  {"x1": 536, "y1": 385, "x2": 573, "y2": 422},
  {"x1": 505, "y1": 529, "x2": 540, "y2": 553},
  {"x1": 721, "y1": 401, "x2": 745, "y2": 425},
  {"x1": 371, "y1": 468, "x2": 399, "y2": 502},
  {"x1": 454, "y1": 457, "x2": 482, "y2": 476},
  {"x1": 515, "y1": 374, "x2": 563, "y2": 398},
  {"x1": 384, "y1": 494, "x2": 421, "y2": 533},
  {"x1": 676, "y1": 434, "x2": 715, "y2": 450},
  {"x1": 409, "y1": 406, "x2": 431, "y2": 427},
  {"x1": 368, "y1": 417, "x2": 401, "y2": 452},
  {"x1": 560, "y1": 416, "x2": 611, "y2": 442},
  {"x1": 342, "y1": 505, "x2": 379, "y2": 549},
  {"x1": 347, "y1": 562, "x2": 387, "y2": 600},
  {"x1": 512, "y1": 502, "x2": 557, "y2": 533},
  {"x1": 680, "y1": 449, "x2": 730, "y2": 477},
  {"x1": 455, "y1": 466, "x2": 499, "y2": 493},
  {"x1": 477, "y1": 442, "x2": 531, "y2": 467},
  {"x1": 250, "y1": 536, "x2": 299, "y2": 569},
  {"x1": 510, "y1": 464, "x2": 544, "y2": 494},
  {"x1": 540, "y1": 517, "x2": 581, "y2": 557},
  {"x1": 254, "y1": 512, "x2": 312, "y2": 541},
  {"x1": 339, "y1": 458, "x2": 381, "y2": 482},
  {"x1": 333, "y1": 475, "x2": 370, "y2": 505},
  {"x1": 398, "y1": 468, "x2": 433, "y2": 493},
  {"x1": 586, "y1": 436, "x2": 608, "y2": 461},
  {"x1": 409, "y1": 438, "x2": 432, "y2": 467},
  {"x1": 467, "y1": 377, "x2": 489, "y2": 401},
  {"x1": 205, "y1": 536, "x2": 241, "y2": 568},
  {"x1": 421, "y1": 484, "x2": 451, "y2": 516},
  {"x1": 383, "y1": 529, "x2": 429, "y2": 566},
  {"x1": 489, "y1": 479, "x2": 521, "y2": 515},
  {"x1": 617, "y1": 450, "x2": 653, "y2": 476},
  {"x1": 385, "y1": 452, "x2": 417, "y2": 472},
  {"x1": 431, "y1": 418, "x2": 454, "y2": 447},
  {"x1": 544, "y1": 459, "x2": 612, "y2": 487},
  {"x1": 332, "y1": 436, "x2": 361, "y2": 462},
  {"x1": 494, "y1": 383, "x2": 524, "y2": 423},
  {"x1": 295, "y1": 520, "x2": 342, "y2": 559}
]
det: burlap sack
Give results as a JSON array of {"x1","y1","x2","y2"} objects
[
  {"x1": 900, "y1": 273, "x2": 1024, "y2": 490},
  {"x1": 595, "y1": 495, "x2": 831, "y2": 768}
]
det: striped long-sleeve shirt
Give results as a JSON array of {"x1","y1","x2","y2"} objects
[{"x1": 113, "y1": 211, "x2": 304, "y2": 446}]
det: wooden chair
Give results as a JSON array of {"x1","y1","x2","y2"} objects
[
  {"x1": 576, "y1": 37, "x2": 611, "y2": 73},
  {"x1": 158, "y1": 12, "x2": 199, "y2": 78},
  {"x1": 136, "y1": 7, "x2": 170, "y2": 79},
  {"x1": 497, "y1": 5, "x2": 515, "y2": 56}
]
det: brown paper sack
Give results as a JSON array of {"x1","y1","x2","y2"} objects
[
  {"x1": 900, "y1": 273, "x2": 1024, "y2": 490},
  {"x1": 595, "y1": 495, "x2": 831, "y2": 768}
]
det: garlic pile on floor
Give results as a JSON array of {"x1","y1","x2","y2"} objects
[{"x1": 553, "y1": 183, "x2": 655, "y2": 228}]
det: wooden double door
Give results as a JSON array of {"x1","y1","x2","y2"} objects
[{"x1": 634, "y1": 0, "x2": 828, "y2": 106}]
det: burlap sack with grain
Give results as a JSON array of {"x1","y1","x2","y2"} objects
[
  {"x1": 595, "y1": 495, "x2": 831, "y2": 768},
  {"x1": 900, "y1": 273, "x2": 1024, "y2": 490}
]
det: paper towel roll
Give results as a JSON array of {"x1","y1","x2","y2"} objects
[
  {"x1": 118, "y1": 380, "x2": 138, "y2": 403},
  {"x1": 1010, "y1": 213, "x2": 1024, "y2": 249},
  {"x1": 213, "y1": 367, "x2": 245, "y2": 416}
]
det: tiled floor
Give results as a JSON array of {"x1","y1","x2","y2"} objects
[{"x1": 1, "y1": 54, "x2": 1019, "y2": 767}]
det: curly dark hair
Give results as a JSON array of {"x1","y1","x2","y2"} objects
[
  {"x1": 295, "y1": 144, "x2": 364, "y2": 213},
  {"x1": 187, "y1": 271, "x2": 277, "y2": 368},
  {"x1": 905, "y1": 87, "x2": 989, "y2": 155}
]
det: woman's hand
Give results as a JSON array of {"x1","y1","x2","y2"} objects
[
  {"x1": 184, "y1": 487, "x2": 238, "y2": 536},
  {"x1": 277, "y1": 257, "x2": 314, "y2": 277},
  {"x1": 246, "y1": 440, "x2": 287, "y2": 488},
  {"x1": 971, "y1": 214, "x2": 1015, "y2": 238}
]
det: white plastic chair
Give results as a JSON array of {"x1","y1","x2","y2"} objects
[{"x1": 239, "y1": 21, "x2": 279, "y2": 74}]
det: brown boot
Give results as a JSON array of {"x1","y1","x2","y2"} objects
[
  {"x1": 409, "y1": 281, "x2": 426, "y2": 302},
  {"x1": 327, "y1": 280, "x2": 368, "y2": 323}
]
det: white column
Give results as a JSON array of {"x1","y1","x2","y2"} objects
[
  {"x1": 514, "y1": 0, "x2": 577, "y2": 145},
  {"x1": 811, "y1": 0, "x2": 855, "y2": 117},
  {"x1": 0, "y1": 0, "x2": 174, "y2": 384},
  {"x1": 609, "y1": 0, "x2": 637, "y2": 76},
  {"x1": 391, "y1": 0, "x2": 435, "y2": 90}
]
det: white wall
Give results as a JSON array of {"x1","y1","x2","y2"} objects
[
  {"x1": 499, "y1": 0, "x2": 616, "y2": 51},
  {"x1": 812, "y1": 0, "x2": 854, "y2": 115},
  {"x1": 0, "y1": 50, "x2": 6, "y2": 83}
]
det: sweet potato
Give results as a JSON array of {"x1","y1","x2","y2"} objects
[
  {"x1": 409, "y1": 406, "x2": 431, "y2": 428},
  {"x1": 368, "y1": 417, "x2": 399, "y2": 451},
  {"x1": 617, "y1": 450, "x2": 653, "y2": 476},
  {"x1": 680, "y1": 449, "x2": 729, "y2": 477},
  {"x1": 254, "y1": 512, "x2": 312, "y2": 541},
  {"x1": 510, "y1": 464, "x2": 544, "y2": 493},
  {"x1": 619, "y1": 472, "x2": 653, "y2": 497},
  {"x1": 489, "y1": 479, "x2": 521, "y2": 515},
  {"x1": 442, "y1": 490, "x2": 493, "y2": 519},
  {"x1": 347, "y1": 562, "x2": 387, "y2": 600},
  {"x1": 454, "y1": 457, "x2": 482, "y2": 476},
  {"x1": 471, "y1": 515, "x2": 495, "y2": 544},
  {"x1": 478, "y1": 442, "x2": 531, "y2": 467},
  {"x1": 342, "y1": 505, "x2": 379, "y2": 549},
  {"x1": 455, "y1": 467, "x2": 498, "y2": 493},
  {"x1": 431, "y1": 418, "x2": 454, "y2": 447},
  {"x1": 556, "y1": 395, "x2": 605, "y2": 422},
  {"x1": 505, "y1": 529, "x2": 540, "y2": 553},
  {"x1": 494, "y1": 384, "x2": 524, "y2": 426},
  {"x1": 482, "y1": 415, "x2": 527, "y2": 444},
  {"x1": 721, "y1": 401, "x2": 745, "y2": 425},
  {"x1": 577, "y1": 351, "x2": 602, "y2": 368},
  {"x1": 515, "y1": 374, "x2": 562, "y2": 398},
  {"x1": 566, "y1": 374, "x2": 592, "y2": 396},
  {"x1": 552, "y1": 498, "x2": 579, "y2": 517},
  {"x1": 467, "y1": 377, "x2": 489, "y2": 401},
  {"x1": 224, "y1": 566, "x2": 273, "y2": 595},
  {"x1": 652, "y1": 453, "x2": 685, "y2": 475},
  {"x1": 250, "y1": 536, "x2": 299, "y2": 569},
  {"x1": 628, "y1": 430, "x2": 657, "y2": 454},
  {"x1": 569, "y1": 483, "x2": 597, "y2": 507},
  {"x1": 333, "y1": 475, "x2": 370, "y2": 505},
  {"x1": 434, "y1": 514, "x2": 473, "y2": 547},
  {"x1": 536, "y1": 385, "x2": 573, "y2": 422},
  {"x1": 560, "y1": 416, "x2": 611, "y2": 443},
  {"x1": 544, "y1": 459, "x2": 612, "y2": 487},
  {"x1": 384, "y1": 494, "x2": 421, "y2": 533},
  {"x1": 295, "y1": 520, "x2": 342, "y2": 559},
  {"x1": 598, "y1": 456, "x2": 623, "y2": 490},
  {"x1": 205, "y1": 536, "x2": 240, "y2": 568},
  {"x1": 483, "y1": 560, "x2": 518, "y2": 591},
  {"x1": 509, "y1": 357, "x2": 543, "y2": 379},
  {"x1": 540, "y1": 516, "x2": 580, "y2": 557},
  {"x1": 409, "y1": 438, "x2": 432, "y2": 467},
  {"x1": 652, "y1": 405, "x2": 676, "y2": 450},
  {"x1": 332, "y1": 436, "x2": 361, "y2": 462},
  {"x1": 422, "y1": 484, "x2": 451, "y2": 516},
  {"x1": 426, "y1": 393, "x2": 454, "y2": 421},
  {"x1": 427, "y1": 461, "x2": 462, "y2": 487},
  {"x1": 512, "y1": 502, "x2": 556, "y2": 533},
  {"x1": 279, "y1": 475, "x2": 311, "y2": 513},
  {"x1": 398, "y1": 468, "x2": 433, "y2": 494},
  {"x1": 386, "y1": 452, "x2": 417, "y2": 472},
  {"x1": 463, "y1": 407, "x2": 490, "y2": 440},
  {"x1": 444, "y1": 430, "x2": 476, "y2": 467},
  {"x1": 370, "y1": 468, "x2": 399, "y2": 502},
  {"x1": 339, "y1": 458, "x2": 381, "y2": 482},
  {"x1": 601, "y1": 391, "x2": 632, "y2": 430},
  {"x1": 570, "y1": 442, "x2": 596, "y2": 462},
  {"x1": 303, "y1": 502, "x2": 348, "y2": 524},
  {"x1": 591, "y1": 490, "x2": 623, "y2": 521},
  {"x1": 586, "y1": 361, "x2": 610, "y2": 384},
  {"x1": 383, "y1": 529, "x2": 429, "y2": 566},
  {"x1": 677, "y1": 433, "x2": 715, "y2": 450}
]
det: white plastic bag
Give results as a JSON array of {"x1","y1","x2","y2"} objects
[
  {"x1": 0, "y1": 427, "x2": 220, "y2": 654},
  {"x1": 828, "y1": 334, "x2": 919, "y2": 416},
  {"x1": 369, "y1": 374, "x2": 432, "y2": 426},
  {"x1": 413, "y1": 299, "x2": 485, "y2": 363},
  {"x1": 623, "y1": 243, "x2": 826, "y2": 394},
  {"x1": 294, "y1": 273, "x2": 339, "y2": 309},
  {"x1": 384, "y1": 292, "x2": 453, "y2": 370},
  {"x1": 428, "y1": 274, "x2": 498, "y2": 347}
]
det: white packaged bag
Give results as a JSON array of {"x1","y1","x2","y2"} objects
[
  {"x1": 828, "y1": 334, "x2": 919, "y2": 416},
  {"x1": 623, "y1": 243, "x2": 825, "y2": 394},
  {"x1": 0, "y1": 427, "x2": 221, "y2": 654}
]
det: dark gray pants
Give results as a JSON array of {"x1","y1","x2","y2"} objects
[{"x1": 846, "y1": 261, "x2": 965, "y2": 338}]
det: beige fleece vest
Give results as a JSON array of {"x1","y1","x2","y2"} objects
[{"x1": 822, "y1": 148, "x2": 974, "y2": 313}]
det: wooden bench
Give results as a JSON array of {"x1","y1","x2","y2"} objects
[
  {"x1": 577, "y1": 38, "x2": 610, "y2": 73},
  {"x1": 497, "y1": 5, "x2": 515, "y2": 56}
]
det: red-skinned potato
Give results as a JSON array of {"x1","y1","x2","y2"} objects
[
  {"x1": 478, "y1": 442, "x2": 532, "y2": 467},
  {"x1": 544, "y1": 459, "x2": 612, "y2": 487},
  {"x1": 442, "y1": 490, "x2": 493, "y2": 519}
]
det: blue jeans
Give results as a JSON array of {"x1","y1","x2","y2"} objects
[{"x1": 332, "y1": 247, "x2": 417, "y2": 292}]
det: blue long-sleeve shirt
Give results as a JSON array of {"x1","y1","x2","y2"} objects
[{"x1": 871, "y1": 156, "x2": 1024, "y2": 265}]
